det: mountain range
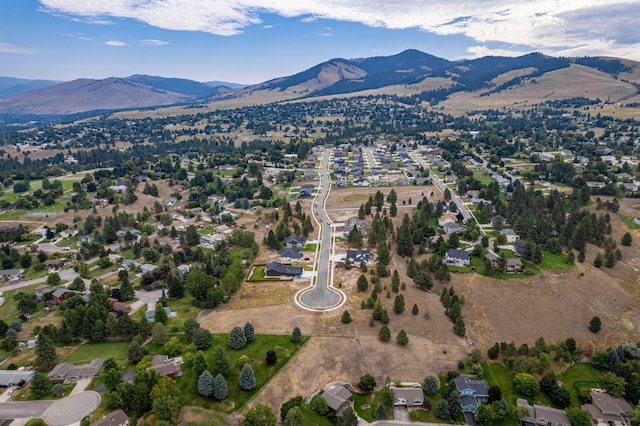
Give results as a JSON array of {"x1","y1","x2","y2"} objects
[{"x1": 1, "y1": 49, "x2": 639, "y2": 116}]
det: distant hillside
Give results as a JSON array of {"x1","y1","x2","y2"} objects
[
  {"x1": 204, "y1": 80, "x2": 247, "y2": 89},
  {"x1": 1, "y1": 50, "x2": 639, "y2": 116},
  {"x1": 0, "y1": 77, "x2": 62, "y2": 99},
  {"x1": 0, "y1": 75, "x2": 228, "y2": 115},
  {"x1": 212, "y1": 50, "x2": 639, "y2": 110}
]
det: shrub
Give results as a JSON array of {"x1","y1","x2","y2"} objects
[
  {"x1": 290, "y1": 327, "x2": 302, "y2": 343},
  {"x1": 266, "y1": 349, "x2": 277, "y2": 365},
  {"x1": 422, "y1": 375, "x2": 439, "y2": 396},
  {"x1": 589, "y1": 316, "x2": 602, "y2": 333}
]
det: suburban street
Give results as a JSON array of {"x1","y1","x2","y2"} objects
[{"x1": 298, "y1": 148, "x2": 343, "y2": 310}]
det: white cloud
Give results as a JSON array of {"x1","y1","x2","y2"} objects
[
  {"x1": 262, "y1": 24, "x2": 273, "y2": 29},
  {"x1": 0, "y1": 42, "x2": 32, "y2": 54},
  {"x1": 466, "y1": 45, "x2": 531, "y2": 58},
  {"x1": 39, "y1": 0, "x2": 640, "y2": 59},
  {"x1": 141, "y1": 39, "x2": 168, "y2": 46},
  {"x1": 105, "y1": 40, "x2": 127, "y2": 46}
]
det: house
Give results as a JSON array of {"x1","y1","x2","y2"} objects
[
  {"x1": 216, "y1": 224, "x2": 233, "y2": 235},
  {"x1": 0, "y1": 370, "x2": 36, "y2": 387},
  {"x1": 506, "y1": 258, "x2": 524, "y2": 273},
  {"x1": 145, "y1": 306, "x2": 172, "y2": 323},
  {"x1": 48, "y1": 360, "x2": 102, "y2": 384},
  {"x1": 44, "y1": 259, "x2": 66, "y2": 270},
  {"x1": 444, "y1": 249, "x2": 471, "y2": 266},
  {"x1": 52, "y1": 288, "x2": 74, "y2": 304},
  {"x1": 390, "y1": 384, "x2": 424, "y2": 407},
  {"x1": 299, "y1": 184, "x2": 315, "y2": 197},
  {"x1": 108, "y1": 185, "x2": 128, "y2": 193},
  {"x1": 485, "y1": 252, "x2": 499, "y2": 268},
  {"x1": 438, "y1": 212, "x2": 458, "y2": 226},
  {"x1": 583, "y1": 389, "x2": 632, "y2": 424},
  {"x1": 91, "y1": 409, "x2": 130, "y2": 426},
  {"x1": 343, "y1": 217, "x2": 368, "y2": 238},
  {"x1": 454, "y1": 376, "x2": 489, "y2": 413},
  {"x1": 346, "y1": 249, "x2": 373, "y2": 264},
  {"x1": 59, "y1": 229, "x2": 78, "y2": 239},
  {"x1": 140, "y1": 264, "x2": 157, "y2": 275},
  {"x1": 501, "y1": 228, "x2": 520, "y2": 243},
  {"x1": 443, "y1": 222, "x2": 464, "y2": 236},
  {"x1": 177, "y1": 264, "x2": 191, "y2": 278},
  {"x1": 279, "y1": 248, "x2": 303, "y2": 261},
  {"x1": 322, "y1": 383, "x2": 353, "y2": 414},
  {"x1": 517, "y1": 399, "x2": 570, "y2": 426},
  {"x1": 109, "y1": 298, "x2": 132, "y2": 315},
  {"x1": 513, "y1": 241, "x2": 524, "y2": 256},
  {"x1": 283, "y1": 235, "x2": 307, "y2": 249},
  {"x1": 0, "y1": 269, "x2": 23, "y2": 281},
  {"x1": 121, "y1": 259, "x2": 138, "y2": 271},
  {"x1": 164, "y1": 197, "x2": 177, "y2": 206},
  {"x1": 265, "y1": 262, "x2": 302, "y2": 277},
  {"x1": 147, "y1": 355, "x2": 183, "y2": 378},
  {"x1": 34, "y1": 285, "x2": 53, "y2": 300}
]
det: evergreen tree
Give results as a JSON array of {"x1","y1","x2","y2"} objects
[
  {"x1": 341, "y1": 311, "x2": 352, "y2": 324},
  {"x1": 213, "y1": 373, "x2": 228, "y2": 400},
  {"x1": 423, "y1": 375, "x2": 439, "y2": 395},
  {"x1": 393, "y1": 294, "x2": 405, "y2": 314},
  {"x1": 128, "y1": 340, "x2": 146, "y2": 364},
  {"x1": 228, "y1": 326, "x2": 247, "y2": 349},
  {"x1": 291, "y1": 326, "x2": 302, "y2": 343},
  {"x1": 396, "y1": 329, "x2": 409, "y2": 345},
  {"x1": 407, "y1": 258, "x2": 418, "y2": 278},
  {"x1": 622, "y1": 232, "x2": 633, "y2": 246},
  {"x1": 239, "y1": 364, "x2": 256, "y2": 390},
  {"x1": 30, "y1": 372, "x2": 49, "y2": 398},
  {"x1": 412, "y1": 304, "x2": 419, "y2": 315},
  {"x1": 244, "y1": 322, "x2": 255, "y2": 342},
  {"x1": 266, "y1": 349, "x2": 278, "y2": 365},
  {"x1": 118, "y1": 276, "x2": 135, "y2": 301},
  {"x1": 154, "y1": 303, "x2": 168, "y2": 324},
  {"x1": 453, "y1": 317, "x2": 466, "y2": 336},
  {"x1": 357, "y1": 274, "x2": 369, "y2": 292},
  {"x1": 379, "y1": 325, "x2": 391, "y2": 342},
  {"x1": 391, "y1": 270, "x2": 400, "y2": 293},
  {"x1": 197, "y1": 370, "x2": 214, "y2": 396},
  {"x1": 589, "y1": 316, "x2": 602, "y2": 333},
  {"x1": 212, "y1": 345, "x2": 229, "y2": 377},
  {"x1": 35, "y1": 334, "x2": 57, "y2": 372},
  {"x1": 337, "y1": 407, "x2": 358, "y2": 426}
]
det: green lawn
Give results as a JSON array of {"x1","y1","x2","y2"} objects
[
  {"x1": 620, "y1": 215, "x2": 640, "y2": 230},
  {"x1": 558, "y1": 362, "x2": 606, "y2": 407},
  {"x1": 63, "y1": 341, "x2": 131, "y2": 367},
  {"x1": 304, "y1": 243, "x2": 318, "y2": 251},
  {"x1": 247, "y1": 266, "x2": 280, "y2": 281},
  {"x1": 540, "y1": 251, "x2": 574, "y2": 271},
  {"x1": 0, "y1": 283, "x2": 42, "y2": 322},
  {"x1": 482, "y1": 362, "x2": 518, "y2": 405},
  {"x1": 176, "y1": 334, "x2": 308, "y2": 413},
  {"x1": 352, "y1": 392, "x2": 375, "y2": 422},
  {"x1": 15, "y1": 382, "x2": 76, "y2": 401},
  {"x1": 299, "y1": 403, "x2": 334, "y2": 426}
]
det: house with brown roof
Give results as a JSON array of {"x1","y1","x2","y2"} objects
[
  {"x1": 90, "y1": 409, "x2": 129, "y2": 426},
  {"x1": 147, "y1": 355, "x2": 183, "y2": 378}
]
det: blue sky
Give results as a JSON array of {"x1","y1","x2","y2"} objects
[{"x1": 1, "y1": 0, "x2": 638, "y2": 84}]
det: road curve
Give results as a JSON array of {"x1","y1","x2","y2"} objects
[{"x1": 296, "y1": 148, "x2": 345, "y2": 311}]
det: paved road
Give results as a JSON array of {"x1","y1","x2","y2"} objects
[
  {"x1": 298, "y1": 148, "x2": 342, "y2": 310},
  {"x1": 0, "y1": 400, "x2": 53, "y2": 419},
  {"x1": 410, "y1": 150, "x2": 481, "y2": 227}
]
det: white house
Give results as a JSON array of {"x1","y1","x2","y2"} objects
[{"x1": 501, "y1": 229, "x2": 520, "y2": 243}]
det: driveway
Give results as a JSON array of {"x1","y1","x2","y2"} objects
[{"x1": 393, "y1": 407, "x2": 410, "y2": 422}]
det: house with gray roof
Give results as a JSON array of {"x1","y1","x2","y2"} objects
[
  {"x1": 265, "y1": 262, "x2": 302, "y2": 277},
  {"x1": 583, "y1": 390, "x2": 632, "y2": 424},
  {"x1": 283, "y1": 235, "x2": 307, "y2": 249},
  {"x1": 443, "y1": 221, "x2": 464, "y2": 235},
  {"x1": 346, "y1": 249, "x2": 373, "y2": 264},
  {"x1": 445, "y1": 249, "x2": 471, "y2": 266},
  {"x1": 279, "y1": 248, "x2": 303, "y2": 261},
  {"x1": 0, "y1": 370, "x2": 35, "y2": 387},
  {"x1": 517, "y1": 399, "x2": 570, "y2": 426},
  {"x1": 454, "y1": 376, "x2": 488, "y2": 414},
  {"x1": 322, "y1": 383, "x2": 353, "y2": 414}
]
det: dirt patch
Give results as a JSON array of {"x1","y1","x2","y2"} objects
[{"x1": 326, "y1": 185, "x2": 438, "y2": 210}]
